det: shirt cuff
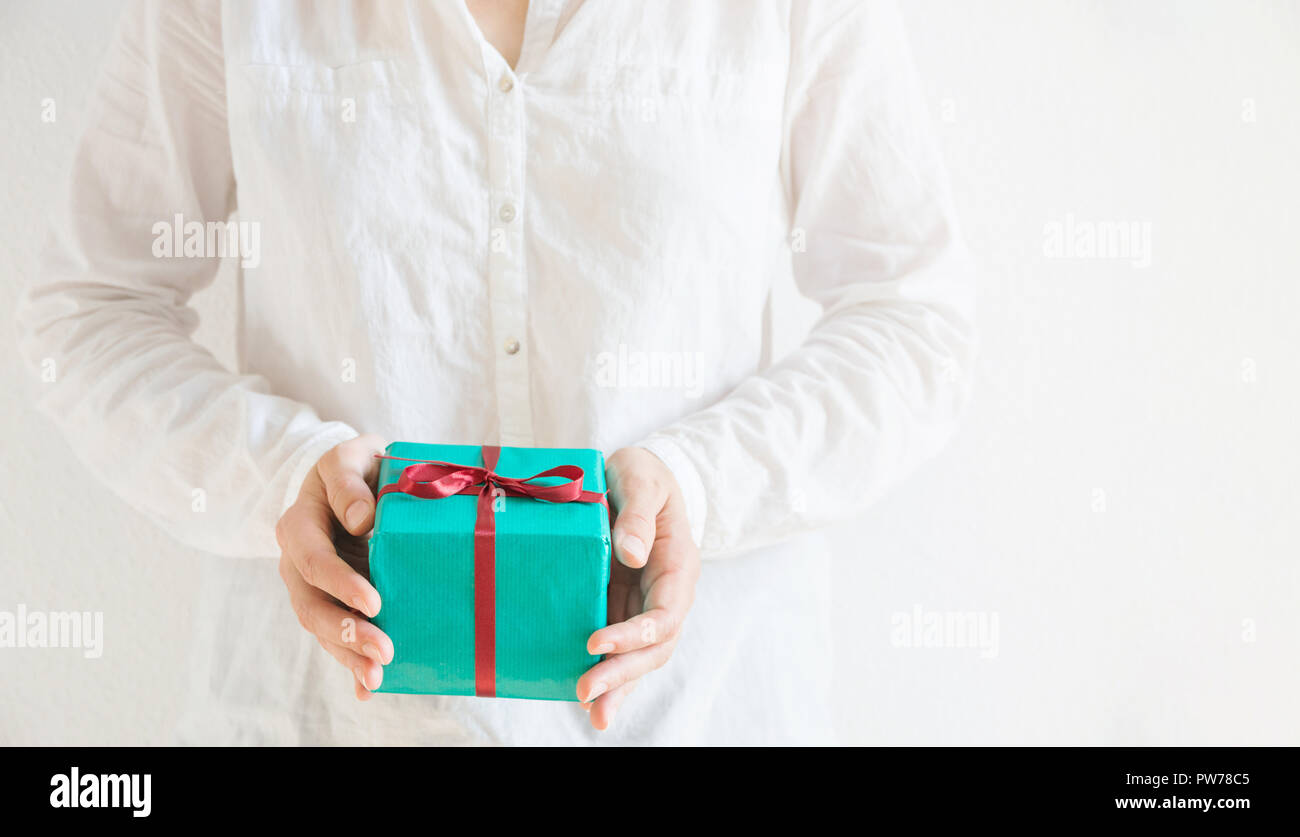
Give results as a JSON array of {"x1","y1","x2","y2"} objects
[
  {"x1": 634, "y1": 435, "x2": 708, "y2": 551},
  {"x1": 279, "y1": 422, "x2": 361, "y2": 518}
]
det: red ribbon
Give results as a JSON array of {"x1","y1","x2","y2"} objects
[{"x1": 375, "y1": 445, "x2": 607, "y2": 698}]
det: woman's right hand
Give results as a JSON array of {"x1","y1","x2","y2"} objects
[{"x1": 275, "y1": 433, "x2": 394, "y2": 700}]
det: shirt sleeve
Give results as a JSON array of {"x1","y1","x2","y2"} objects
[
  {"x1": 14, "y1": 0, "x2": 358, "y2": 558},
  {"x1": 636, "y1": 0, "x2": 976, "y2": 558}
]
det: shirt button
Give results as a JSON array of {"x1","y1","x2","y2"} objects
[
  {"x1": 504, "y1": 337, "x2": 521, "y2": 355},
  {"x1": 498, "y1": 75, "x2": 514, "y2": 93},
  {"x1": 498, "y1": 203, "x2": 516, "y2": 223}
]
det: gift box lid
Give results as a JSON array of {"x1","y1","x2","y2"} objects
[{"x1": 375, "y1": 442, "x2": 609, "y2": 538}]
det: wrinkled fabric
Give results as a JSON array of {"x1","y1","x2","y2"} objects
[{"x1": 18, "y1": 0, "x2": 974, "y2": 745}]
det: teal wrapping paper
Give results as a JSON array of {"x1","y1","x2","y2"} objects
[{"x1": 369, "y1": 442, "x2": 610, "y2": 701}]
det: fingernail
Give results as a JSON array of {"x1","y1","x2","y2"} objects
[
  {"x1": 362, "y1": 643, "x2": 385, "y2": 665},
  {"x1": 345, "y1": 500, "x2": 369, "y2": 532},
  {"x1": 351, "y1": 597, "x2": 376, "y2": 619},
  {"x1": 617, "y1": 533, "x2": 647, "y2": 565},
  {"x1": 590, "y1": 642, "x2": 614, "y2": 656},
  {"x1": 586, "y1": 681, "x2": 607, "y2": 702},
  {"x1": 580, "y1": 702, "x2": 592, "y2": 712},
  {"x1": 356, "y1": 665, "x2": 381, "y2": 691}
]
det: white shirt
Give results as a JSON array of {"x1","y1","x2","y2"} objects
[{"x1": 18, "y1": 0, "x2": 974, "y2": 745}]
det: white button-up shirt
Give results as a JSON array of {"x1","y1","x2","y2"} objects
[{"x1": 18, "y1": 0, "x2": 974, "y2": 744}]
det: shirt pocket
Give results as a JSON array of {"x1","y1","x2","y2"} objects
[
  {"x1": 236, "y1": 57, "x2": 403, "y2": 97},
  {"x1": 225, "y1": 55, "x2": 425, "y2": 303}
]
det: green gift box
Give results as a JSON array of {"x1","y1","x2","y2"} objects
[{"x1": 369, "y1": 442, "x2": 610, "y2": 701}]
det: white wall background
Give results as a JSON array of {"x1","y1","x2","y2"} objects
[{"x1": 3, "y1": 0, "x2": 1297, "y2": 745}]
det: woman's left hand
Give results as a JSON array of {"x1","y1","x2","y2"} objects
[{"x1": 580, "y1": 447, "x2": 701, "y2": 730}]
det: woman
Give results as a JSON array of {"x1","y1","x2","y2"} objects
[{"x1": 18, "y1": 0, "x2": 973, "y2": 745}]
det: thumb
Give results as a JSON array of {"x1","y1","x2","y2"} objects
[
  {"x1": 318, "y1": 433, "x2": 388, "y2": 536},
  {"x1": 608, "y1": 471, "x2": 666, "y2": 569}
]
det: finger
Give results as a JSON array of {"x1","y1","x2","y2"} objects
[
  {"x1": 576, "y1": 641, "x2": 675, "y2": 703},
  {"x1": 607, "y1": 472, "x2": 666, "y2": 569},
  {"x1": 590, "y1": 538, "x2": 696, "y2": 656},
  {"x1": 317, "y1": 637, "x2": 384, "y2": 692},
  {"x1": 588, "y1": 680, "x2": 638, "y2": 731},
  {"x1": 281, "y1": 558, "x2": 394, "y2": 664},
  {"x1": 587, "y1": 605, "x2": 682, "y2": 656},
  {"x1": 311, "y1": 634, "x2": 377, "y2": 701},
  {"x1": 279, "y1": 489, "x2": 381, "y2": 617},
  {"x1": 318, "y1": 434, "x2": 387, "y2": 536}
]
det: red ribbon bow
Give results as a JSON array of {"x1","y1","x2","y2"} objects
[{"x1": 376, "y1": 445, "x2": 606, "y2": 697}]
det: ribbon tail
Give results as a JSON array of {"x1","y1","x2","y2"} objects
[
  {"x1": 473, "y1": 445, "x2": 502, "y2": 698},
  {"x1": 473, "y1": 484, "x2": 497, "y2": 698}
]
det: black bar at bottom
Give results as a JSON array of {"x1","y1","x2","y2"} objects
[{"x1": 2, "y1": 746, "x2": 1286, "y2": 823}]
